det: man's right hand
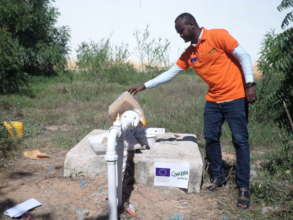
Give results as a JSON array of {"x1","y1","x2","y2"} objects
[
  {"x1": 245, "y1": 83, "x2": 256, "y2": 104},
  {"x1": 128, "y1": 84, "x2": 146, "y2": 95}
]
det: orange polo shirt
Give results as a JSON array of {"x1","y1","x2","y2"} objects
[{"x1": 176, "y1": 28, "x2": 245, "y2": 102}]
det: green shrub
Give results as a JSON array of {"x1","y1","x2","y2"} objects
[
  {"x1": 264, "y1": 138, "x2": 293, "y2": 175},
  {"x1": 250, "y1": 26, "x2": 293, "y2": 217},
  {"x1": 76, "y1": 39, "x2": 153, "y2": 85},
  {"x1": 251, "y1": 177, "x2": 292, "y2": 208},
  {"x1": 0, "y1": 121, "x2": 20, "y2": 167},
  {"x1": 250, "y1": 135, "x2": 292, "y2": 217},
  {"x1": 0, "y1": 31, "x2": 29, "y2": 93},
  {"x1": 246, "y1": 3, "x2": 293, "y2": 216},
  {"x1": 0, "y1": 0, "x2": 70, "y2": 93},
  {"x1": 253, "y1": 28, "x2": 293, "y2": 132}
]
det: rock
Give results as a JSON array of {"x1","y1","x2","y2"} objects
[
  {"x1": 76, "y1": 208, "x2": 90, "y2": 220},
  {"x1": 262, "y1": 206, "x2": 278, "y2": 215},
  {"x1": 45, "y1": 125, "x2": 59, "y2": 132},
  {"x1": 45, "y1": 124, "x2": 70, "y2": 132},
  {"x1": 250, "y1": 168, "x2": 258, "y2": 181}
]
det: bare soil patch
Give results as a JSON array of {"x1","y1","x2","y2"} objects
[{"x1": 0, "y1": 148, "x2": 238, "y2": 220}]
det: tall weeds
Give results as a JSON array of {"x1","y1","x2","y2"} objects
[
  {"x1": 76, "y1": 39, "x2": 151, "y2": 85},
  {"x1": 133, "y1": 25, "x2": 170, "y2": 71}
]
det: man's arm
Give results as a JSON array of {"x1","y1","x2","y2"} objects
[
  {"x1": 231, "y1": 45, "x2": 256, "y2": 103},
  {"x1": 128, "y1": 65, "x2": 184, "y2": 95}
]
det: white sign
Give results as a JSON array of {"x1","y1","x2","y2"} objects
[{"x1": 154, "y1": 161, "x2": 190, "y2": 189}]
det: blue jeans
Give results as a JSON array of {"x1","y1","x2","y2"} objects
[{"x1": 204, "y1": 98, "x2": 250, "y2": 189}]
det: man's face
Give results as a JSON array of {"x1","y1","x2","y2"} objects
[{"x1": 175, "y1": 19, "x2": 195, "y2": 43}]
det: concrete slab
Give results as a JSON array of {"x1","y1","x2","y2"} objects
[
  {"x1": 133, "y1": 132, "x2": 203, "y2": 193},
  {"x1": 64, "y1": 129, "x2": 109, "y2": 178},
  {"x1": 64, "y1": 129, "x2": 203, "y2": 193}
]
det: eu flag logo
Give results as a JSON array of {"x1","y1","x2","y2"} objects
[
  {"x1": 191, "y1": 57, "x2": 197, "y2": 62},
  {"x1": 156, "y1": 168, "x2": 170, "y2": 177}
]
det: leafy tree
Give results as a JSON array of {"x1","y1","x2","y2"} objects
[
  {"x1": 255, "y1": 1, "x2": 293, "y2": 131},
  {"x1": 278, "y1": 0, "x2": 293, "y2": 29},
  {"x1": 0, "y1": 0, "x2": 70, "y2": 93},
  {"x1": 250, "y1": 4, "x2": 293, "y2": 214},
  {"x1": 0, "y1": 31, "x2": 28, "y2": 93},
  {"x1": 256, "y1": 29, "x2": 293, "y2": 131}
]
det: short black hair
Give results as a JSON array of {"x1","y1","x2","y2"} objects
[{"x1": 175, "y1": 12, "x2": 198, "y2": 26}]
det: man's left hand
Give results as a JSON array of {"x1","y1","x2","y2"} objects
[{"x1": 245, "y1": 83, "x2": 256, "y2": 103}]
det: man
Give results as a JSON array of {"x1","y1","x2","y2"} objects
[{"x1": 128, "y1": 12, "x2": 256, "y2": 209}]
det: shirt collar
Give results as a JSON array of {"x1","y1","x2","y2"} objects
[{"x1": 191, "y1": 28, "x2": 206, "y2": 47}]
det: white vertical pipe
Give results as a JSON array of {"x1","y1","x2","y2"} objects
[
  {"x1": 105, "y1": 121, "x2": 121, "y2": 220},
  {"x1": 107, "y1": 160, "x2": 118, "y2": 220},
  {"x1": 105, "y1": 111, "x2": 140, "y2": 220}
]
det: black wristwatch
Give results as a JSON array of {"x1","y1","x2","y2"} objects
[{"x1": 245, "y1": 82, "x2": 256, "y2": 88}]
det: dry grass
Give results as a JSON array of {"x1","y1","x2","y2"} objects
[
  {"x1": 0, "y1": 70, "x2": 278, "y2": 153},
  {"x1": 1, "y1": 70, "x2": 291, "y2": 219}
]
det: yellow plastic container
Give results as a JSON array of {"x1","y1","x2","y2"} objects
[{"x1": 3, "y1": 121, "x2": 24, "y2": 138}]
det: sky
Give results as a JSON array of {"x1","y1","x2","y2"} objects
[{"x1": 53, "y1": 0, "x2": 288, "y2": 63}]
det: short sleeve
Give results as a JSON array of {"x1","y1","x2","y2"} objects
[
  {"x1": 176, "y1": 46, "x2": 193, "y2": 70},
  {"x1": 212, "y1": 29, "x2": 239, "y2": 53}
]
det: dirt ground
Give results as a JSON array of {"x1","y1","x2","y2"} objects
[{"x1": 0, "y1": 148, "x2": 240, "y2": 220}]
